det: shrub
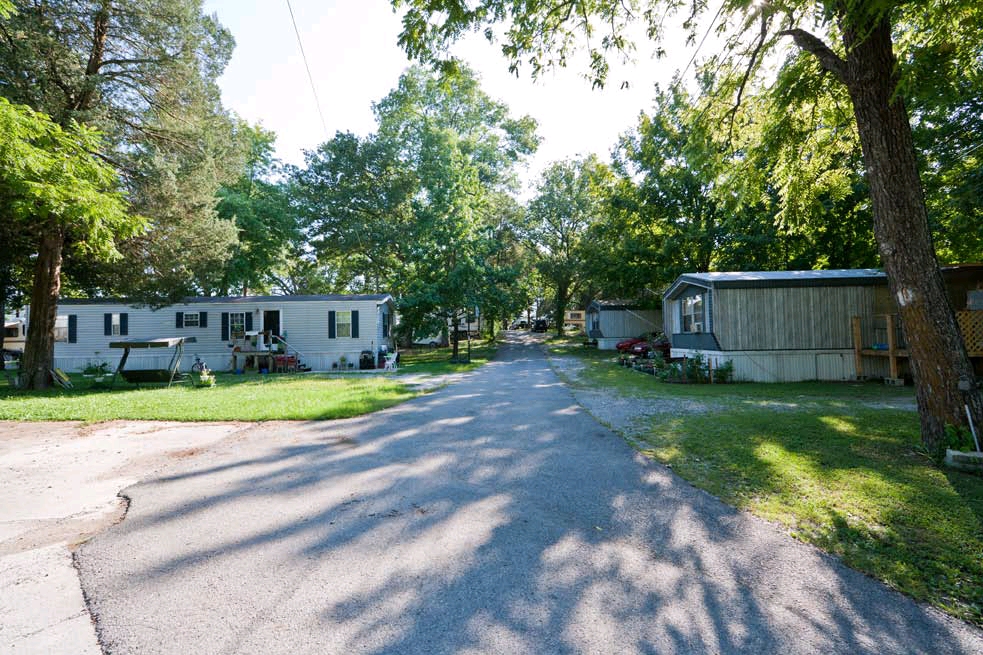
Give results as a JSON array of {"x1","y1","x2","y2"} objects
[
  {"x1": 945, "y1": 424, "x2": 978, "y2": 452},
  {"x1": 714, "y1": 360, "x2": 735, "y2": 384},
  {"x1": 82, "y1": 361, "x2": 110, "y2": 376}
]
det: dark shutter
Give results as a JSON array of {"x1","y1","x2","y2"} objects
[
  {"x1": 119, "y1": 313, "x2": 128, "y2": 336},
  {"x1": 104, "y1": 313, "x2": 112, "y2": 336},
  {"x1": 199, "y1": 312, "x2": 207, "y2": 328},
  {"x1": 68, "y1": 315, "x2": 77, "y2": 343},
  {"x1": 328, "y1": 311, "x2": 336, "y2": 339},
  {"x1": 245, "y1": 312, "x2": 253, "y2": 332},
  {"x1": 176, "y1": 312, "x2": 183, "y2": 328},
  {"x1": 351, "y1": 310, "x2": 359, "y2": 338},
  {"x1": 221, "y1": 312, "x2": 229, "y2": 341}
]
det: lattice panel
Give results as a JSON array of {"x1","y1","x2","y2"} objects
[{"x1": 957, "y1": 311, "x2": 983, "y2": 352}]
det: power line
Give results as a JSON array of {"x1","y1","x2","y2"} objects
[
  {"x1": 285, "y1": 0, "x2": 329, "y2": 139},
  {"x1": 678, "y1": 1, "x2": 726, "y2": 85}
]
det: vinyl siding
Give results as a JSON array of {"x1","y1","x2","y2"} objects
[
  {"x1": 712, "y1": 286, "x2": 877, "y2": 351},
  {"x1": 52, "y1": 298, "x2": 394, "y2": 372},
  {"x1": 598, "y1": 309, "x2": 662, "y2": 340}
]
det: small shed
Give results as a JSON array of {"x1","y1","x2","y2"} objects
[
  {"x1": 586, "y1": 300, "x2": 663, "y2": 350},
  {"x1": 663, "y1": 267, "x2": 983, "y2": 382}
]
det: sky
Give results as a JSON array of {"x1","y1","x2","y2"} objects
[{"x1": 202, "y1": 0, "x2": 710, "y2": 196}]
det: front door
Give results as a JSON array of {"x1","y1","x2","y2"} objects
[{"x1": 263, "y1": 310, "x2": 281, "y2": 338}]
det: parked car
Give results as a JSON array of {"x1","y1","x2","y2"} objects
[
  {"x1": 615, "y1": 332, "x2": 658, "y2": 353},
  {"x1": 627, "y1": 333, "x2": 671, "y2": 358},
  {"x1": 531, "y1": 318, "x2": 548, "y2": 333},
  {"x1": 510, "y1": 319, "x2": 528, "y2": 329}
]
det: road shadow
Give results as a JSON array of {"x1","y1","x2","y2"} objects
[{"x1": 77, "y1": 333, "x2": 983, "y2": 654}]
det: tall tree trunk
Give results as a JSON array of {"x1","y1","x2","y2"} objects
[
  {"x1": 554, "y1": 280, "x2": 569, "y2": 337},
  {"x1": 0, "y1": 265, "x2": 9, "y2": 371},
  {"x1": 839, "y1": 16, "x2": 983, "y2": 452},
  {"x1": 20, "y1": 226, "x2": 64, "y2": 390},
  {"x1": 451, "y1": 314, "x2": 460, "y2": 359}
]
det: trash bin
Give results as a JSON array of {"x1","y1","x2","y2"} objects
[{"x1": 359, "y1": 350, "x2": 374, "y2": 370}]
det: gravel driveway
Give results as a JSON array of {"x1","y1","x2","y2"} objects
[{"x1": 72, "y1": 333, "x2": 983, "y2": 654}]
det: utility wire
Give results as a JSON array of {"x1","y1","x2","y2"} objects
[
  {"x1": 285, "y1": 0, "x2": 329, "y2": 139},
  {"x1": 678, "y1": 1, "x2": 726, "y2": 86}
]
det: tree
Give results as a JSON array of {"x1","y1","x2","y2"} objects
[
  {"x1": 526, "y1": 156, "x2": 612, "y2": 336},
  {"x1": 0, "y1": 0, "x2": 241, "y2": 383},
  {"x1": 393, "y1": 0, "x2": 983, "y2": 452},
  {"x1": 0, "y1": 98, "x2": 140, "y2": 388},
  {"x1": 212, "y1": 122, "x2": 301, "y2": 296},
  {"x1": 297, "y1": 65, "x2": 538, "y2": 356}
]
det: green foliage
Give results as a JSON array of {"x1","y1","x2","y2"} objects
[
  {"x1": 526, "y1": 155, "x2": 613, "y2": 333},
  {"x1": 944, "y1": 425, "x2": 978, "y2": 453},
  {"x1": 295, "y1": 65, "x2": 538, "y2": 344},
  {"x1": 0, "y1": 0, "x2": 243, "y2": 301},
  {"x1": 0, "y1": 97, "x2": 141, "y2": 256},
  {"x1": 212, "y1": 122, "x2": 302, "y2": 295}
]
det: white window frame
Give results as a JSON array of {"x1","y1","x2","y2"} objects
[
  {"x1": 111, "y1": 313, "x2": 121, "y2": 336},
  {"x1": 54, "y1": 315, "x2": 69, "y2": 342},
  {"x1": 183, "y1": 312, "x2": 200, "y2": 328},
  {"x1": 336, "y1": 311, "x2": 352, "y2": 338},
  {"x1": 681, "y1": 295, "x2": 705, "y2": 333},
  {"x1": 230, "y1": 311, "x2": 246, "y2": 339}
]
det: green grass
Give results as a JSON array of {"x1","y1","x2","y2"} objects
[
  {"x1": 0, "y1": 344, "x2": 500, "y2": 422},
  {"x1": 551, "y1": 347, "x2": 983, "y2": 627},
  {"x1": 0, "y1": 372, "x2": 417, "y2": 421},
  {"x1": 397, "y1": 341, "x2": 497, "y2": 375}
]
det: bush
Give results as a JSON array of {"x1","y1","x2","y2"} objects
[
  {"x1": 82, "y1": 361, "x2": 110, "y2": 376},
  {"x1": 714, "y1": 360, "x2": 735, "y2": 384},
  {"x1": 945, "y1": 424, "x2": 978, "y2": 452}
]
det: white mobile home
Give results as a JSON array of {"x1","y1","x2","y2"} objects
[
  {"x1": 586, "y1": 300, "x2": 663, "y2": 350},
  {"x1": 663, "y1": 267, "x2": 983, "y2": 382},
  {"x1": 51, "y1": 294, "x2": 395, "y2": 373}
]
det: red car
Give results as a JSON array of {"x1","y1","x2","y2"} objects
[
  {"x1": 616, "y1": 332, "x2": 658, "y2": 353},
  {"x1": 623, "y1": 333, "x2": 672, "y2": 358}
]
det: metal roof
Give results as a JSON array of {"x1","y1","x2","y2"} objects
[
  {"x1": 681, "y1": 269, "x2": 885, "y2": 284},
  {"x1": 665, "y1": 269, "x2": 890, "y2": 298},
  {"x1": 587, "y1": 299, "x2": 650, "y2": 311},
  {"x1": 58, "y1": 293, "x2": 394, "y2": 306}
]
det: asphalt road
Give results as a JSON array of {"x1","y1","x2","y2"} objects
[{"x1": 77, "y1": 333, "x2": 983, "y2": 654}]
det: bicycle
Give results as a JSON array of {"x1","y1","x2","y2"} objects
[{"x1": 191, "y1": 355, "x2": 208, "y2": 373}]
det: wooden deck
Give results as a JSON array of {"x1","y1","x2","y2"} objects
[{"x1": 852, "y1": 312, "x2": 983, "y2": 380}]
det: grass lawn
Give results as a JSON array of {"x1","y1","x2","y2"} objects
[
  {"x1": 0, "y1": 343, "x2": 499, "y2": 422},
  {"x1": 551, "y1": 345, "x2": 983, "y2": 628},
  {"x1": 397, "y1": 341, "x2": 497, "y2": 376},
  {"x1": 0, "y1": 372, "x2": 417, "y2": 422}
]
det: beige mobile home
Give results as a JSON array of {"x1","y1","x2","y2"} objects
[{"x1": 663, "y1": 267, "x2": 983, "y2": 382}]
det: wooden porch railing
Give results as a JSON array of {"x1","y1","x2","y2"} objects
[{"x1": 852, "y1": 310, "x2": 983, "y2": 380}]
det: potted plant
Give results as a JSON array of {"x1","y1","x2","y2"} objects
[
  {"x1": 338, "y1": 355, "x2": 347, "y2": 371},
  {"x1": 82, "y1": 361, "x2": 110, "y2": 379},
  {"x1": 192, "y1": 365, "x2": 216, "y2": 388}
]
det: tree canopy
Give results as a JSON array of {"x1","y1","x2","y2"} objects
[{"x1": 295, "y1": 65, "x2": 539, "y2": 350}]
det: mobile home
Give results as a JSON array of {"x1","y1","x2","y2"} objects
[
  {"x1": 663, "y1": 267, "x2": 983, "y2": 382},
  {"x1": 50, "y1": 294, "x2": 396, "y2": 373},
  {"x1": 586, "y1": 300, "x2": 663, "y2": 350}
]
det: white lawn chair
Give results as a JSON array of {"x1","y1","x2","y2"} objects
[{"x1": 384, "y1": 352, "x2": 398, "y2": 372}]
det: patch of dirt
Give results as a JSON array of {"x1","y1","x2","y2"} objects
[{"x1": 169, "y1": 447, "x2": 205, "y2": 459}]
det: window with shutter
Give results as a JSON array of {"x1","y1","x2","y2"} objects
[{"x1": 336, "y1": 311, "x2": 352, "y2": 338}]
